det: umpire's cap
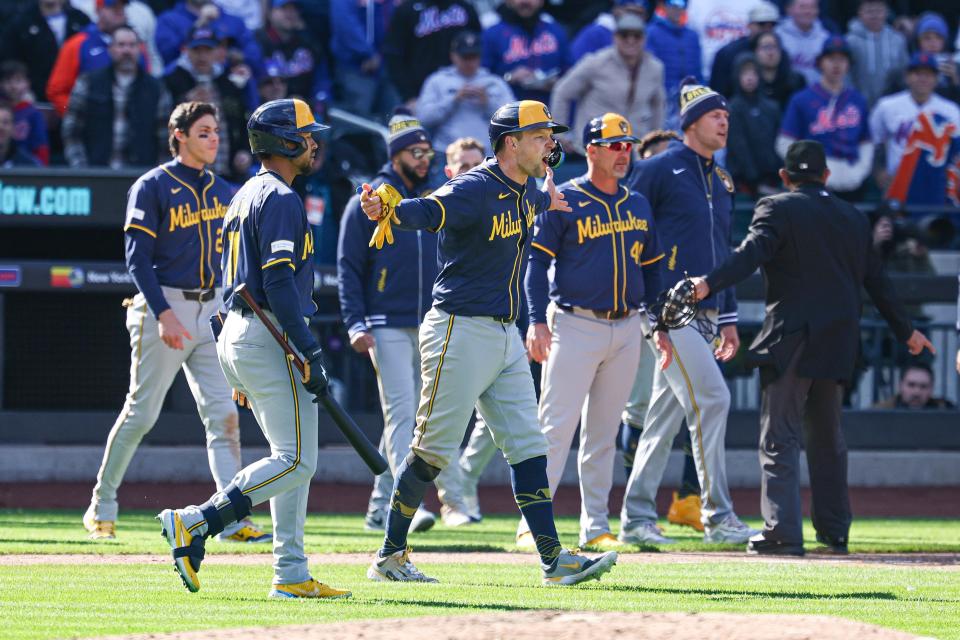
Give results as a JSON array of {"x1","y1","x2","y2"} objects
[
  {"x1": 583, "y1": 112, "x2": 640, "y2": 147},
  {"x1": 489, "y1": 100, "x2": 568, "y2": 150},
  {"x1": 784, "y1": 140, "x2": 827, "y2": 180},
  {"x1": 248, "y1": 98, "x2": 328, "y2": 159}
]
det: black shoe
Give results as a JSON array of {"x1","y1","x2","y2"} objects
[
  {"x1": 810, "y1": 533, "x2": 849, "y2": 555},
  {"x1": 746, "y1": 534, "x2": 805, "y2": 556}
]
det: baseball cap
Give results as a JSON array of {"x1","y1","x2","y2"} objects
[
  {"x1": 748, "y1": 1, "x2": 780, "y2": 24},
  {"x1": 187, "y1": 27, "x2": 219, "y2": 49},
  {"x1": 678, "y1": 77, "x2": 727, "y2": 130},
  {"x1": 817, "y1": 36, "x2": 851, "y2": 62},
  {"x1": 916, "y1": 12, "x2": 948, "y2": 40},
  {"x1": 784, "y1": 140, "x2": 827, "y2": 178},
  {"x1": 388, "y1": 112, "x2": 431, "y2": 157},
  {"x1": 451, "y1": 31, "x2": 481, "y2": 56},
  {"x1": 583, "y1": 112, "x2": 640, "y2": 147},
  {"x1": 907, "y1": 52, "x2": 938, "y2": 73},
  {"x1": 615, "y1": 13, "x2": 646, "y2": 33}
]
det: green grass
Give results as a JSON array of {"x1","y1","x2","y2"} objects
[
  {"x1": 2, "y1": 509, "x2": 960, "y2": 555},
  {"x1": 5, "y1": 510, "x2": 959, "y2": 639},
  {"x1": 5, "y1": 559, "x2": 959, "y2": 639}
]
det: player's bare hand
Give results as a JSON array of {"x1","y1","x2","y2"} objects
[
  {"x1": 158, "y1": 309, "x2": 192, "y2": 350},
  {"x1": 653, "y1": 330, "x2": 673, "y2": 370},
  {"x1": 715, "y1": 325, "x2": 739, "y2": 362},
  {"x1": 906, "y1": 330, "x2": 934, "y2": 356},
  {"x1": 525, "y1": 322, "x2": 552, "y2": 363},
  {"x1": 351, "y1": 331, "x2": 376, "y2": 355},
  {"x1": 359, "y1": 183, "x2": 383, "y2": 221},
  {"x1": 545, "y1": 167, "x2": 571, "y2": 212},
  {"x1": 690, "y1": 276, "x2": 710, "y2": 301}
]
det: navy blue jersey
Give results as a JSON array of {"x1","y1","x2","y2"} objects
[
  {"x1": 391, "y1": 158, "x2": 551, "y2": 321},
  {"x1": 221, "y1": 169, "x2": 316, "y2": 317},
  {"x1": 626, "y1": 142, "x2": 738, "y2": 326},
  {"x1": 123, "y1": 159, "x2": 233, "y2": 317},
  {"x1": 525, "y1": 176, "x2": 663, "y2": 324}
]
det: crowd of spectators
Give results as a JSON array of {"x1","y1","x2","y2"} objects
[{"x1": 1, "y1": 0, "x2": 960, "y2": 224}]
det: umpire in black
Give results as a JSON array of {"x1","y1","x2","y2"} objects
[{"x1": 690, "y1": 140, "x2": 934, "y2": 556}]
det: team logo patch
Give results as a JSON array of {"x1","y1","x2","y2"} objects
[
  {"x1": 716, "y1": 167, "x2": 735, "y2": 193},
  {"x1": 542, "y1": 105, "x2": 551, "y2": 120},
  {"x1": 619, "y1": 120, "x2": 628, "y2": 134},
  {"x1": 271, "y1": 240, "x2": 295, "y2": 253}
]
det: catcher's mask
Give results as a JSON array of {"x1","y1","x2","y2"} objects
[{"x1": 648, "y1": 275, "x2": 698, "y2": 337}]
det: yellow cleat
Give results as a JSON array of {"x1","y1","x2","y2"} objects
[
  {"x1": 269, "y1": 578, "x2": 352, "y2": 599},
  {"x1": 83, "y1": 513, "x2": 116, "y2": 540},
  {"x1": 667, "y1": 492, "x2": 704, "y2": 532},
  {"x1": 583, "y1": 532, "x2": 624, "y2": 551},
  {"x1": 516, "y1": 530, "x2": 537, "y2": 551},
  {"x1": 157, "y1": 509, "x2": 204, "y2": 593},
  {"x1": 218, "y1": 520, "x2": 272, "y2": 543}
]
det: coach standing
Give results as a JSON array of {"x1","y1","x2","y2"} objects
[{"x1": 692, "y1": 140, "x2": 934, "y2": 556}]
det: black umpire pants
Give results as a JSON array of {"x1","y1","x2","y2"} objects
[{"x1": 758, "y1": 344, "x2": 851, "y2": 545}]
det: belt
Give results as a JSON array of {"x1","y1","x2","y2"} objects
[
  {"x1": 558, "y1": 304, "x2": 634, "y2": 321},
  {"x1": 491, "y1": 315, "x2": 515, "y2": 324},
  {"x1": 231, "y1": 303, "x2": 268, "y2": 318},
  {"x1": 182, "y1": 289, "x2": 216, "y2": 303}
]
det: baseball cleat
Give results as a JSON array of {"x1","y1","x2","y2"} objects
[
  {"x1": 217, "y1": 519, "x2": 272, "y2": 543},
  {"x1": 157, "y1": 508, "x2": 205, "y2": 593},
  {"x1": 704, "y1": 514, "x2": 760, "y2": 544},
  {"x1": 83, "y1": 512, "x2": 116, "y2": 540},
  {"x1": 410, "y1": 507, "x2": 436, "y2": 533},
  {"x1": 542, "y1": 549, "x2": 618, "y2": 586},
  {"x1": 583, "y1": 532, "x2": 624, "y2": 551},
  {"x1": 367, "y1": 546, "x2": 439, "y2": 582},
  {"x1": 516, "y1": 530, "x2": 537, "y2": 550},
  {"x1": 440, "y1": 504, "x2": 478, "y2": 527},
  {"x1": 269, "y1": 578, "x2": 352, "y2": 599},
  {"x1": 618, "y1": 522, "x2": 675, "y2": 545},
  {"x1": 364, "y1": 512, "x2": 386, "y2": 532},
  {"x1": 667, "y1": 492, "x2": 704, "y2": 532}
]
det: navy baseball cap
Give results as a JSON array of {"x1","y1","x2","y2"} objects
[
  {"x1": 188, "y1": 27, "x2": 219, "y2": 49},
  {"x1": 451, "y1": 31, "x2": 481, "y2": 56},
  {"x1": 582, "y1": 112, "x2": 640, "y2": 147},
  {"x1": 784, "y1": 140, "x2": 827, "y2": 178},
  {"x1": 907, "y1": 52, "x2": 938, "y2": 73},
  {"x1": 817, "y1": 36, "x2": 851, "y2": 62}
]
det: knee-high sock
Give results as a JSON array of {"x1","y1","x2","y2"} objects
[
  {"x1": 619, "y1": 422, "x2": 642, "y2": 479},
  {"x1": 380, "y1": 457, "x2": 428, "y2": 556},
  {"x1": 511, "y1": 455, "x2": 562, "y2": 567}
]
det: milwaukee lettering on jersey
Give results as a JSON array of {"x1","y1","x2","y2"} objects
[
  {"x1": 576, "y1": 211, "x2": 649, "y2": 245},
  {"x1": 168, "y1": 197, "x2": 229, "y2": 232},
  {"x1": 489, "y1": 211, "x2": 524, "y2": 240}
]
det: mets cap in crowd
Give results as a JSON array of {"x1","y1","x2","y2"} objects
[{"x1": 582, "y1": 112, "x2": 640, "y2": 147}]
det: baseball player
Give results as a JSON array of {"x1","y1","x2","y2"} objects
[
  {"x1": 520, "y1": 112, "x2": 672, "y2": 550},
  {"x1": 620, "y1": 81, "x2": 759, "y2": 545},
  {"x1": 83, "y1": 101, "x2": 269, "y2": 544},
  {"x1": 359, "y1": 100, "x2": 618, "y2": 585},
  {"x1": 619, "y1": 129, "x2": 704, "y2": 532},
  {"x1": 157, "y1": 98, "x2": 351, "y2": 600},
  {"x1": 338, "y1": 114, "x2": 473, "y2": 533}
]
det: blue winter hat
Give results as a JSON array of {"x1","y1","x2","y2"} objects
[
  {"x1": 678, "y1": 76, "x2": 727, "y2": 130},
  {"x1": 916, "y1": 12, "x2": 948, "y2": 40},
  {"x1": 387, "y1": 111, "x2": 431, "y2": 157}
]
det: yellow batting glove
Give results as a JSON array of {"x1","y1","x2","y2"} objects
[{"x1": 368, "y1": 183, "x2": 403, "y2": 250}]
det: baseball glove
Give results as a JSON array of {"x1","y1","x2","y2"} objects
[
  {"x1": 648, "y1": 275, "x2": 699, "y2": 337},
  {"x1": 368, "y1": 183, "x2": 403, "y2": 250}
]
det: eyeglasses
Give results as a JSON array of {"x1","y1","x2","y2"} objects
[
  {"x1": 594, "y1": 141, "x2": 633, "y2": 152},
  {"x1": 406, "y1": 148, "x2": 435, "y2": 161}
]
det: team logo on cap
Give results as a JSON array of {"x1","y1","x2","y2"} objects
[
  {"x1": 542, "y1": 105, "x2": 552, "y2": 120},
  {"x1": 619, "y1": 120, "x2": 628, "y2": 133}
]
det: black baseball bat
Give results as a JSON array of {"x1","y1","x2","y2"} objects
[{"x1": 234, "y1": 284, "x2": 388, "y2": 475}]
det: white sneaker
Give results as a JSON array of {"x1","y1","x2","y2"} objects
[
  {"x1": 618, "y1": 522, "x2": 676, "y2": 545},
  {"x1": 704, "y1": 514, "x2": 760, "y2": 544},
  {"x1": 367, "y1": 547, "x2": 438, "y2": 582},
  {"x1": 440, "y1": 504, "x2": 476, "y2": 527},
  {"x1": 410, "y1": 507, "x2": 436, "y2": 533}
]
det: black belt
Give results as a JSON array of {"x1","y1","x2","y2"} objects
[
  {"x1": 183, "y1": 289, "x2": 216, "y2": 303},
  {"x1": 492, "y1": 315, "x2": 515, "y2": 323},
  {"x1": 232, "y1": 303, "x2": 269, "y2": 317},
  {"x1": 558, "y1": 304, "x2": 632, "y2": 320}
]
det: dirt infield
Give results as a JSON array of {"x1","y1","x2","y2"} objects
[
  {"x1": 93, "y1": 610, "x2": 927, "y2": 640},
  {"x1": 5, "y1": 551, "x2": 958, "y2": 569},
  {"x1": 4, "y1": 482, "x2": 959, "y2": 517}
]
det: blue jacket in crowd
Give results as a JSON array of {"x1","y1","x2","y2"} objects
[
  {"x1": 644, "y1": 16, "x2": 702, "y2": 108},
  {"x1": 337, "y1": 164, "x2": 439, "y2": 339},
  {"x1": 626, "y1": 142, "x2": 738, "y2": 326},
  {"x1": 156, "y1": 2, "x2": 263, "y2": 75}
]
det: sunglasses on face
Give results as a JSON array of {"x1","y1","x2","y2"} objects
[
  {"x1": 407, "y1": 148, "x2": 435, "y2": 161},
  {"x1": 594, "y1": 141, "x2": 633, "y2": 152}
]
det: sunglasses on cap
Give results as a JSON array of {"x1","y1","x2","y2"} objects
[
  {"x1": 406, "y1": 147, "x2": 436, "y2": 161},
  {"x1": 594, "y1": 141, "x2": 633, "y2": 152}
]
